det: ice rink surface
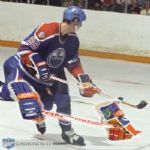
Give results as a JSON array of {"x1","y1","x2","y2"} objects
[{"x1": 0, "y1": 47, "x2": 150, "y2": 150}]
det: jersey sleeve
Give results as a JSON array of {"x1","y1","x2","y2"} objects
[
  {"x1": 18, "y1": 27, "x2": 40, "y2": 53},
  {"x1": 18, "y1": 22, "x2": 59, "y2": 54},
  {"x1": 65, "y1": 35, "x2": 84, "y2": 78},
  {"x1": 67, "y1": 58, "x2": 84, "y2": 78}
]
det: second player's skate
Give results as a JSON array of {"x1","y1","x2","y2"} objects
[{"x1": 36, "y1": 121, "x2": 46, "y2": 134}]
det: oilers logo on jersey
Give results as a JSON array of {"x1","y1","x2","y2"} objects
[{"x1": 47, "y1": 48, "x2": 65, "y2": 68}]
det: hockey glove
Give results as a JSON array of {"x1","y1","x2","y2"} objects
[
  {"x1": 29, "y1": 53, "x2": 50, "y2": 82},
  {"x1": 21, "y1": 52, "x2": 50, "y2": 82},
  {"x1": 11, "y1": 81, "x2": 43, "y2": 120},
  {"x1": 78, "y1": 74, "x2": 100, "y2": 97}
]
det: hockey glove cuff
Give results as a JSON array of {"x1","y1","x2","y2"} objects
[{"x1": 29, "y1": 53, "x2": 50, "y2": 82}]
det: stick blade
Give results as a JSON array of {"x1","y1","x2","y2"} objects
[{"x1": 137, "y1": 100, "x2": 147, "y2": 109}]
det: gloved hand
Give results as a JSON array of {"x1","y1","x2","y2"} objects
[
  {"x1": 107, "y1": 126, "x2": 133, "y2": 141},
  {"x1": 78, "y1": 74, "x2": 100, "y2": 97},
  {"x1": 29, "y1": 53, "x2": 50, "y2": 82},
  {"x1": 21, "y1": 52, "x2": 50, "y2": 82}
]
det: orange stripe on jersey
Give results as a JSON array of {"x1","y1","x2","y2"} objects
[{"x1": 35, "y1": 22, "x2": 59, "y2": 40}]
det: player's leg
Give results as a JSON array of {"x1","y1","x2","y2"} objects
[
  {"x1": 35, "y1": 86, "x2": 54, "y2": 134},
  {"x1": 0, "y1": 56, "x2": 19, "y2": 101},
  {"x1": 10, "y1": 80, "x2": 46, "y2": 134},
  {"x1": 53, "y1": 71, "x2": 85, "y2": 146},
  {"x1": 0, "y1": 81, "x2": 11, "y2": 100},
  {"x1": 0, "y1": 56, "x2": 46, "y2": 134}
]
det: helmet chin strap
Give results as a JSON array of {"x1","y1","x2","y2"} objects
[
  {"x1": 75, "y1": 26, "x2": 78, "y2": 32},
  {"x1": 75, "y1": 25, "x2": 81, "y2": 32}
]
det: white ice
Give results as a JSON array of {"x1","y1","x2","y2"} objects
[{"x1": 0, "y1": 47, "x2": 150, "y2": 150}]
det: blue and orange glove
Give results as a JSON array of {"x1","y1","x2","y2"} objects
[
  {"x1": 78, "y1": 74, "x2": 100, "y2": 97},
  {"x1": 28, "y1": 53, "x2": 50, "y2": 82},
  {"x1": 21, "y1": 52, "x2": 50, "y2": 82}
]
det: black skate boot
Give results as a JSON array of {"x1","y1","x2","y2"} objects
[
  {"x1": 36, "y1": 121, "x2": 46, "y2": 135},
  {"x1": 0, "y1": 81, "x2": 3, "y2": 86},
  {"x1": 61, "y1": 128, "x2": 85, "y2": 146}
]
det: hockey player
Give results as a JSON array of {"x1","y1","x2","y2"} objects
[{"x1": 0, "y1": 6, "x2": 99, "y2": 146}]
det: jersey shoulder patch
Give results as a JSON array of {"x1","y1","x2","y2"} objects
[{"x1": 35, "y1": 22, "x2": 59, "y2": 40}]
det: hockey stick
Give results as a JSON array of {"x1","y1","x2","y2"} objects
[
  {"x1": 117, "y1": 97, "x2": 147, "y2": 109},
  {"x1": 72, "y1": 97, "x2": 147, "y2": 109},
  {"x1": 49, "y1": 75, "x2": 147, "y2": 109},
  {"x1": 42, "y1": 110, "x2": 116, "y2": 128},
  {"x1": 50, "y1": 75, "x2": 68, "y2": 84},
  {"x1": 100, "y1": 92, "x2": 147, "y2": 109}
]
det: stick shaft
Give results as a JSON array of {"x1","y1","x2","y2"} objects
[
  {"x1": 42, "y1": 110, "x2": 114, "y2": 128},
  {"x1": 121, "y1": 101, "x2": 137, "y2": 108},
  {"x1": 100, "y1": 92, "x2": 140, "y2": 109},
  {"x1": 50, "y1": 75, "x2": 68, "y2": 84}
]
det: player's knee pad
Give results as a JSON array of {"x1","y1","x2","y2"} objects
[{"x1": 10, "y1": 81, "x2": 43, "y2": 120}]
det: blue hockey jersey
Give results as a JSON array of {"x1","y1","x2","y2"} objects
[{"x1": 18, "y1": 22, "x2": 80, "y2": 75}]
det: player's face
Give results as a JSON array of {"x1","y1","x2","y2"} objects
[{"x1": 69, "y1": 18, "x2": 81, "y2": 32}]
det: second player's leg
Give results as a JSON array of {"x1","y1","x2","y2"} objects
[{"x1": 0, "y1": 56, "x2": 19, "y2": 100}]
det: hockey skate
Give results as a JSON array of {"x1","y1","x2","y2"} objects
[
  {"x1": 0, "y1": 81, "x2": 3, "y2": 86},
  {"x1": 36, "y1": 121, "x2": 46, "y2": 135},
  {"x1": 61, "y1": 128, "x2": 85, "y2": 146}
]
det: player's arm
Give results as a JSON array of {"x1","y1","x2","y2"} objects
[
  {"x1": 67, "y1": 58, "x2": 100, "y2": 97},
  {"x1": 17, "y1": 23, "x2": 58, "y2": 83},
  {"x1": 18, "y1": 51, "x2": 50, "y2": 82}
]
